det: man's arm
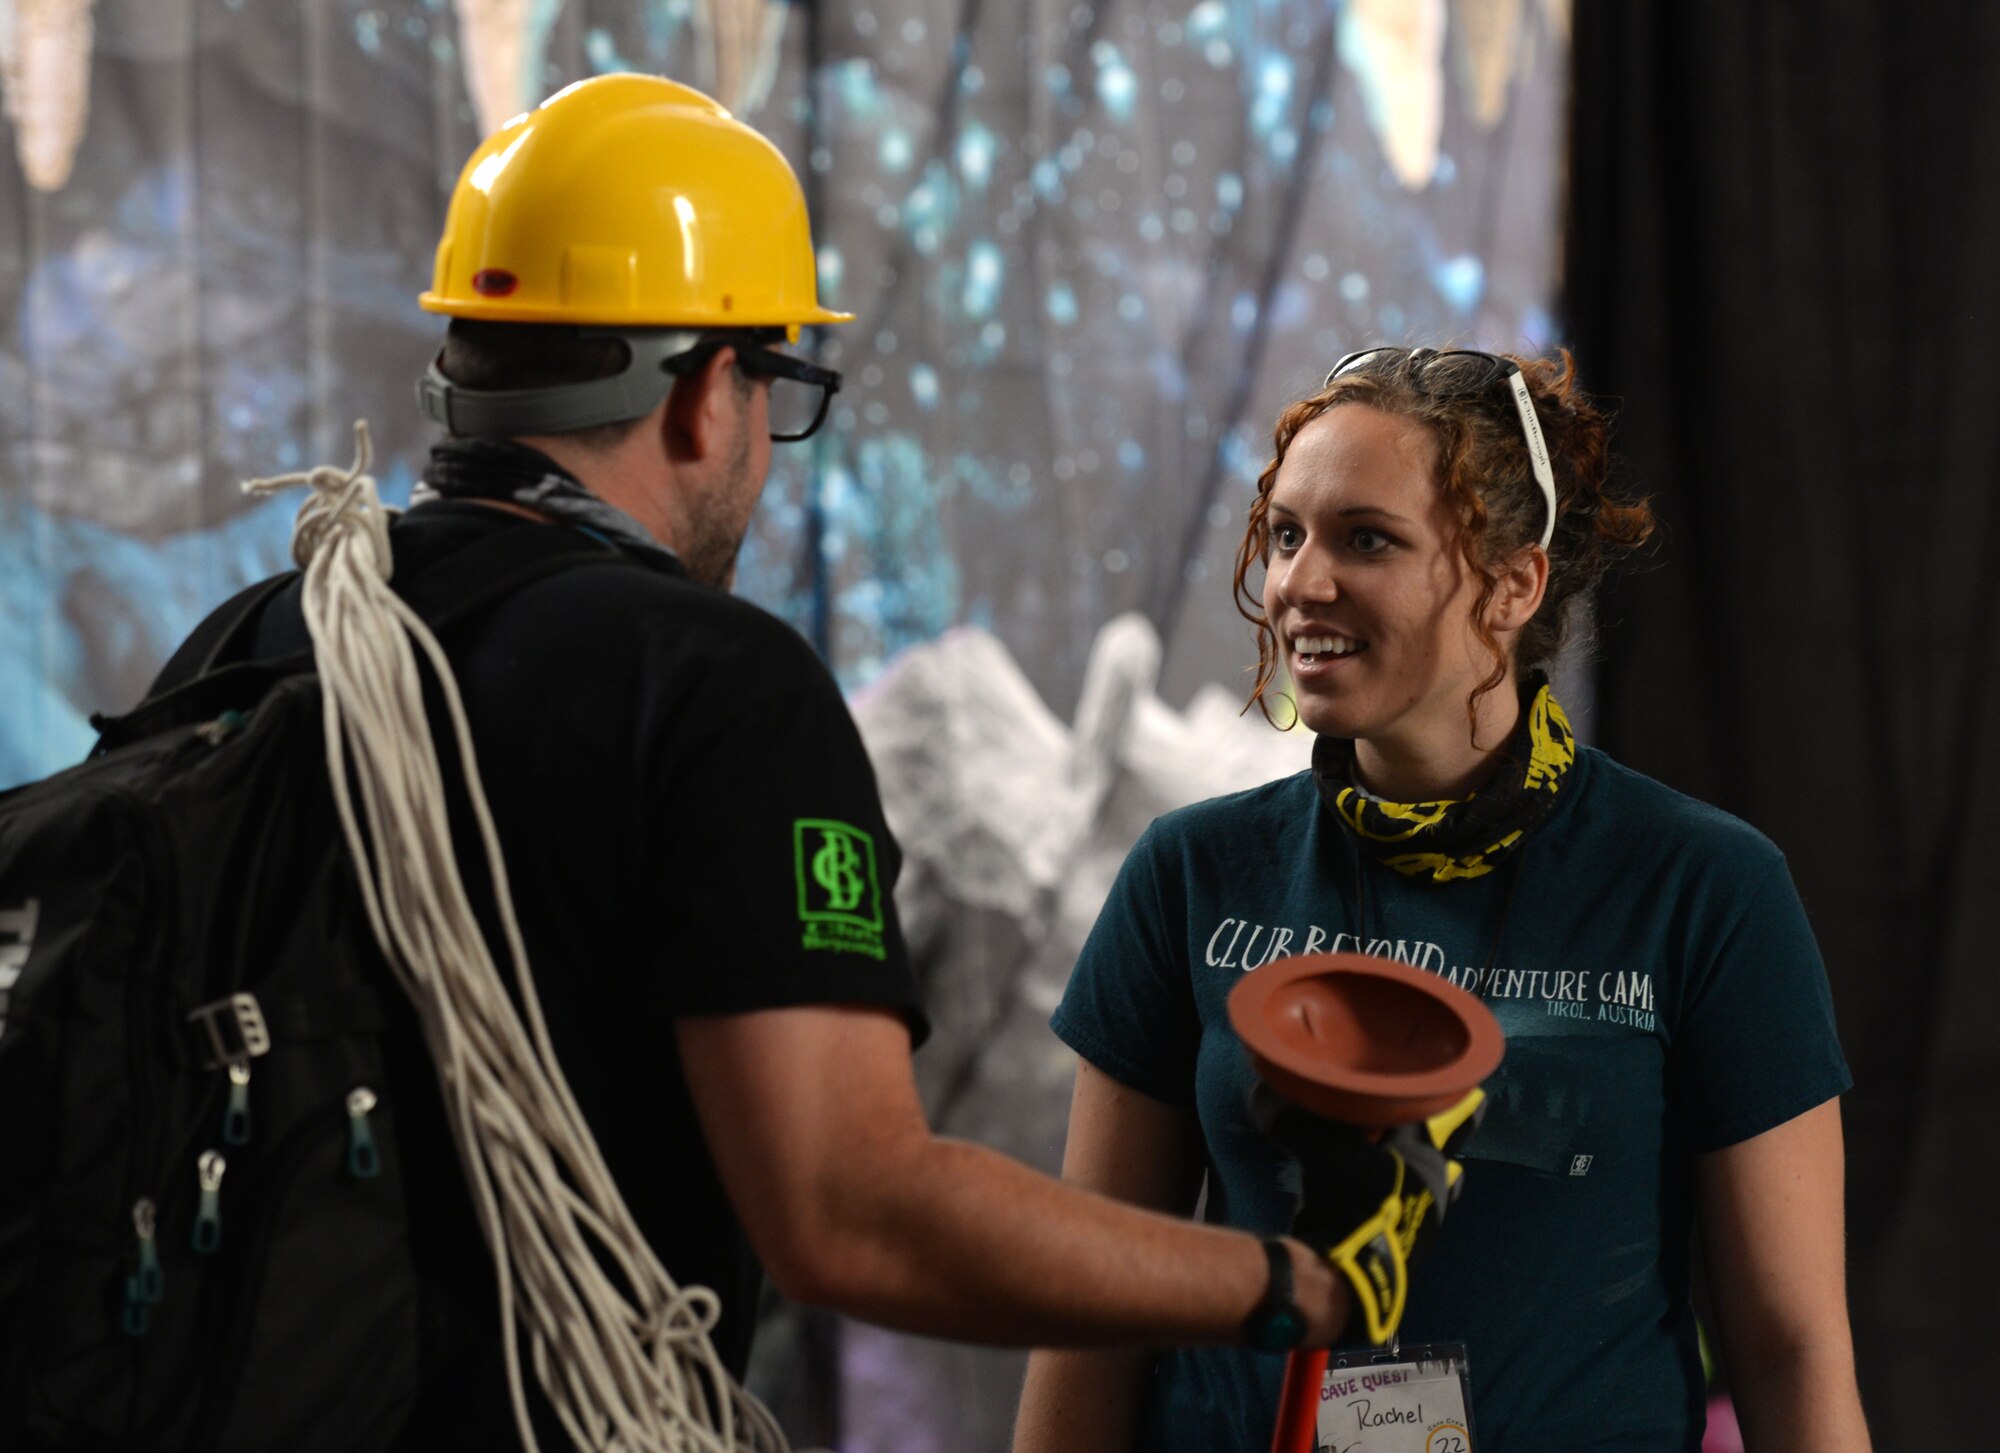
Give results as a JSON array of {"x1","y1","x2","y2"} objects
[
  {"x1": 1696, "y1": 1098, "x2": 1871, "y2": 1451},
  {"x1": 675, "y1": 1003, "x2": 1348, "y2": 1348},
  {"x1": 1013, "y1": 1058, "x2": 1209, "y2": 1453}
]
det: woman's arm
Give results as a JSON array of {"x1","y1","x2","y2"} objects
[
  {"x1": 1695, "y1": 1097, "x2": 1872, "y2": 1451},
  {"x1": 1012, "y1": 1058, "x2": 1213, "y2": 1453}
]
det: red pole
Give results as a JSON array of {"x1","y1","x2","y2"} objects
[{"x1": 1269, "y1": 1346, "x2": 1328, "y2": 1453}]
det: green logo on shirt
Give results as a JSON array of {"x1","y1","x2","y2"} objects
[{"x1": 794, "y1": 819, "x2": 885, "y2": 960}]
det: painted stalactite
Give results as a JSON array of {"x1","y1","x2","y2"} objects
[
  {"x1": 454, "y1": 0, "x2": 538, "y2": 137},
  {"x1": 1451, "y1": 0, "x2": 1524, "y2": 130},
  {"x1": 0, "y1": 0, "x2": 97, "y2": 193},
  {"x1": 1342, "y1": 0, "x2": 1447, "y2": 192},
  {"x1": 452, "y1": 0, "x2": 791, "y2": 139},
  {"x1": 454, "y1": 0, "x2": 569, "y2": 140},
  {"x1": 691, "y1": 0, "x2": 790, "y2": 117}
]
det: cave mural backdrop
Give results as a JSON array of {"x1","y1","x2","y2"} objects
[{"x1": 1, "y1": 0, "x2": 1569, "y2": 1447}]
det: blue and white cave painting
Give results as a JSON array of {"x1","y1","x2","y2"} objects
[{"x1": 4, "y1": 0, "x2": 1567, "y2": 791}]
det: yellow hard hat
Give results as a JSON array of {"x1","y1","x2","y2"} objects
[{"x1": 419, "y1": 73, "x2": 851, "y2": 333}]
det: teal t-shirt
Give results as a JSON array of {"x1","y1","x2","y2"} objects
[{"x1": 1051, "y1": 747, "x2": 1851, "y2": 1453}]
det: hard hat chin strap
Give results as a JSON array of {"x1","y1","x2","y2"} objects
[{"x1": 416, "y1": 327, "x2": 714, "y2": 438}]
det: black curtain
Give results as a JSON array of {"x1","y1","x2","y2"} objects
[{"x1": 1566, "y1": 3, "x2": 1999, "y2": 1446}]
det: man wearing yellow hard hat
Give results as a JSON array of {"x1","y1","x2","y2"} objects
[
  {"x1": 140, "y1": 74, "x2": 1461, "y2": 1446},
  {"x1": 411, "y1": 71, "x2": 851, "y2": 588}
]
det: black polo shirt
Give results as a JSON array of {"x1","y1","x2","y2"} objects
[{"x1": 153, "y1": 501, "x2": 925, "y2": 1439}]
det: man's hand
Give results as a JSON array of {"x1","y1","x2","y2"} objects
[{"x1": 1256, "y1": 1087, "x2": 1486, "y2": 1344}]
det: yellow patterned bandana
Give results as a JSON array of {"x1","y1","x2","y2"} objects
[{"x1": 1312, "y1": 678, "x2": 1577, "y2": 883}]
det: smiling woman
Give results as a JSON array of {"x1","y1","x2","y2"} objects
[{"x1": 1017, "y1": 349, "x2": 1873, "y2": 1453}]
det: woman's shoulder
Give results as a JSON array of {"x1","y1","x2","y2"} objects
[{"x1": 1569, "y1": 746, "x2": 1786, "y2": 875}]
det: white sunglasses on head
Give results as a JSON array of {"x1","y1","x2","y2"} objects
[{"x1": 1326, "y1": 347, "x2": 1557, "y2": 551}]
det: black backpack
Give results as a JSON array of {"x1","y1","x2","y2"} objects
[{"x1": 0, "y1": 523, "x2": 633, "y2": 1451}]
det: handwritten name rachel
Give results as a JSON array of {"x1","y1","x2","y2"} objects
[{"x1": 1352, "y1": 1399, "x2": 1424, "y2": 1430}]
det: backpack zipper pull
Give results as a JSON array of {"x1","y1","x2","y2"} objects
[
  {"x1": 222, "y1": 1061, "x2": 252, "y2": 1145},
  {"x1": 194, "y1": 709, "x2": 246, "y2": 746},
  {"x1": 132, "y1": 1197, "x2": 163, "y2": 1302},
  {"x1": 345, "y1": 1087, "x2": 381, "y2": 1179},
  {"x1": 121, "y1": 1197, "x2": 162, "y2": 1335},
  {"x1": 192, "y1": 1151, "x2": 226, "y2": 1254}
]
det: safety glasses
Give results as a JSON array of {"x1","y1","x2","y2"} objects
[
  {"x1": 665, "y1": 335, "x2": 843, "y2": 443},
  {"x1": 1326, "y1": 347, "x2": 1556, "y2": 550},
  {"x1": 419, "y1": 327, "x2": 844, "y2": 441}
]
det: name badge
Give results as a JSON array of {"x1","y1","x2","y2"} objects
[{"x1": 1316, "y1": 1342, "x2": 1475, "y2": 1453}]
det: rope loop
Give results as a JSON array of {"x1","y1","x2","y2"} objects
[{"x1": 243, "y1": 419, "x2": 394, "y2": 581}]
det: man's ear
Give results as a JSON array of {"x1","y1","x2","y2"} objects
[
  {"x1": 1488, "y1": 545, "x2": 1551, "y2": 633},
  {"x1": 661, "y1": 345, "x2": 740, "y2": 463}
]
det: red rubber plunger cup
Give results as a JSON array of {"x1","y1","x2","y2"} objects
[{"x1": 1227, "y1": 953, "x2": 1504, "y2": 1453}]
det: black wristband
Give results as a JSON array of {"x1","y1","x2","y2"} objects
[{"x1": 1243, "y1": 1238, "x2": 1309, "y2": 1353}]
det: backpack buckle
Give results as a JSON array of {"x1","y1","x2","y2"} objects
[{"x1": 186, "y1": 993, "x2": 272, "y2": 1070}]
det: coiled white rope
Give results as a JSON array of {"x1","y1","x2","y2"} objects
[{"x1": 244, "y1": 422, "x2": 791, "y2": 1453}]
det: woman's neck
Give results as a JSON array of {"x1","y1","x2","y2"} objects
[{"x1": 1351, "y1": 680, "x2": 1524, "y2": 802}]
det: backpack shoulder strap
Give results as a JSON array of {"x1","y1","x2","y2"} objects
[
  {"x1": 201, "y1": 571, "x2": 302, "y2": 672},
  {"x1": 148, "y1": 571, "x2": 303, "y2": 694},
  {"x1": 100, "y1": 524, "x2": 638, "y2": 753}
]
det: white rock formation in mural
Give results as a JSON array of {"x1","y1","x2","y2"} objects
[
  {"x1": 0, "y1": 0, "x2": 97, "y2": 192},
  {"x1": 854, "y1": 613, "x2": 1312, "y2": 964},
  {"x1": 852, "y1": 611, "x2": 1314, "y2": 1149}
]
